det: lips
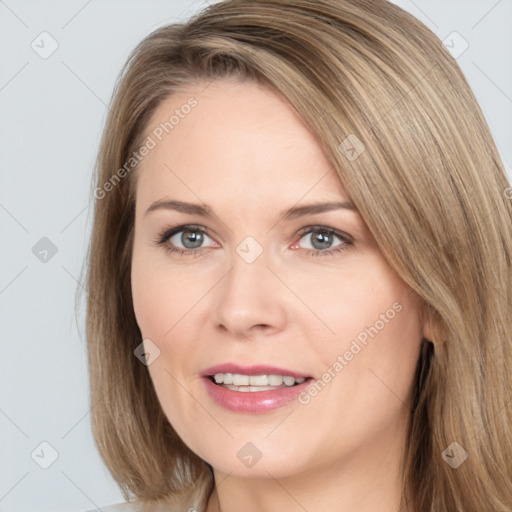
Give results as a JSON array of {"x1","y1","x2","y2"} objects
[{"x1": 201, "y1": 363, "x2": 314, "y2": 413}]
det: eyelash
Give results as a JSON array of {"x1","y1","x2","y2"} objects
[{"x1": 152, "y1": 224, "x2": 353, "y2": 258}]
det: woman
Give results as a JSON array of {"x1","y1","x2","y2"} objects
[{"x1": 84, "y1": 0, "x2": 512, "y2": 510}]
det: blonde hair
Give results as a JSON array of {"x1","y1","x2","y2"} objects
[{"x1": 82, "y1": 0, "x2": 512, "y2": 510}]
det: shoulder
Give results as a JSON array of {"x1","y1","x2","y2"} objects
[
  {"x1": 87, "y1": 500, "x2": 200, "y2": 512},
  {"x1": 86, "y1": 477, "x2": 212, "y2": 512},
  {"x1": 85, "y1": 499, "x2": 198, "y2": 512},
  {"x1": 85, "y1": 503, "x2": 141, "y2": 512},
  {"x1": 85, "y1": 502, "x2": 143, "y2": 512}
]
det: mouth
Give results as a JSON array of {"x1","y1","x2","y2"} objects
[{"x1": 201, "y1": 364, "x2": 314, "y2": 413}]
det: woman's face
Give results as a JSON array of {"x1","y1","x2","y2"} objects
[{"x1": 131, "y1": 79, "x2": 428, "y2": 479}]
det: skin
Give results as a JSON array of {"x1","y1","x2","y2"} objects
[{"x1": 131, "y1": 78, "x2": 433, "y2": 512}]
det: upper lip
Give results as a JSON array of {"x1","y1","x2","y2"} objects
[{"x1": 201, "y1": 363, "x2": 311, "y2": 379}]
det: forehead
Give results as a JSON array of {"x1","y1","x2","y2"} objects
[{"x1": 135, "y1": 79, "x2": 348, "y2": 206}]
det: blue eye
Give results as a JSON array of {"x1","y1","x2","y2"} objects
[
  {"x1": 169, "y1": 227, "x2": 213, "y2": 249},
  {"x1": 153, "y1": 225, "x2": 216, "y2": 257},
  {"x1": 295, "y1": 227, "x2": 352, "y2": 257}
]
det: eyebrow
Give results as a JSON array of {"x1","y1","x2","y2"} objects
[{"x1": 144, "y1": 199, "x2": 356, "y2": 220}]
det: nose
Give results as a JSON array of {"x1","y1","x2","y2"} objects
[{"x1": 211, "y1": 244, "x2": 288, "y2": 339}]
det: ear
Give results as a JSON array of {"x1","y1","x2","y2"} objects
[{"x1": 420, "y1": 302, "x2": 444, "y2": 344}]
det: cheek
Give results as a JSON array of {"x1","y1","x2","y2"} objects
[
  {"x1": 131, "y1": 261, "x2": 201, "y2": 435},
  {"x1": 319, "y1": 296, "x2": 422, "y2": 421},
  {"x1": 304, "y1": 260, "x2": 423, "y2": 406},
  {"x1": 131, "y1": 254, "x2": 198, "y2": 340},
  {"x1": 131, "y1": 276, "x2": 163, "y2": 340},
  {"x1": 291, "y1": 260, "x2": 409, "y2": 345},
  {"x1": 131, "y1": 253, "x2": 203, "y2": 387}
]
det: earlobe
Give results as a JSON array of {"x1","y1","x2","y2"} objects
[{"x1": 421, "y1": 303, "x2": 444, "y2": 345}]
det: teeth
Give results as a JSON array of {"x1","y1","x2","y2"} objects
[
  {"x1": 228, "y1": 385, "x2": 278, "y2": 392},
  {"x1": 283, "y1": 376, "x2": 296, "y2": 386},
  {"x1": 233, "y1": 374, "x2": 250, "y2": 386},
  {"x1": 249, "y1": 375, "x2": 268, "y2": 386},
  {"x1": 268, "y1": 374, "x2": 283, "y2": 386},
  {"x1": 212, "y1": 373, "x2": 307, "y2": 388}
]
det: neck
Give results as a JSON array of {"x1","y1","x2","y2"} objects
[{"x1": 205, "y1": 424, "x2": 412, "y2": 512}]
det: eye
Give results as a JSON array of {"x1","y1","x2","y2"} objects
[
  {"x1": 153, "y1": 224, "x2": 353, "y2": 258},
  {"x1": 293, "y1": 226, "x2": 352, "y2": 256},
  {"x1": 169, "y1": 227, "x2": 212, "y2": 249},
  {"x1": 153, "y1": 224, "x2": 218, "y2": 256}
]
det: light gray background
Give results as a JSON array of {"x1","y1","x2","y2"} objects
[{"x1": 1, "y1": 1, "x2": 511, "y2": 511}]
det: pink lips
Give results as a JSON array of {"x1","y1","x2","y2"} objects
[{"x1": 201, "y1": 363, "x2": 313, "y2": 414}]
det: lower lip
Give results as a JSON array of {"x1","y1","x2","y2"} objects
[{"x1": 203, "y1": 377, "x2": 312, "y2": 413}]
